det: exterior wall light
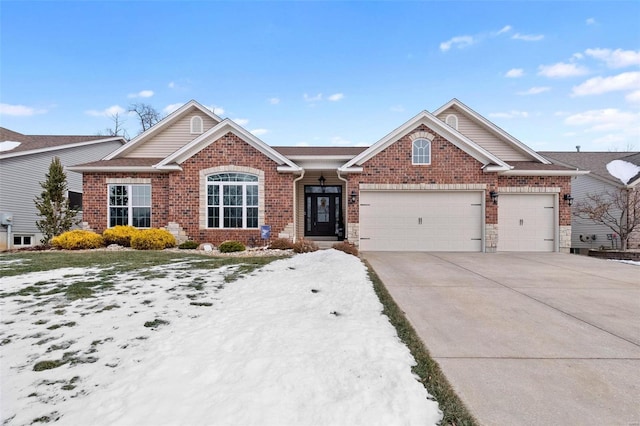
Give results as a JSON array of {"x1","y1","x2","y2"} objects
[
  {"x1": 318, "y1": 174, "x2": 326, "y2": 187},
  {"x1": 350, "y1": 190, "x2": 358, "y2": 204},
  {"x1": 489, "y1": 190, "x2": 499, "y2": 205},
  {"x1": 563, "y1": 194, "x2": 574, "y2": 206}
]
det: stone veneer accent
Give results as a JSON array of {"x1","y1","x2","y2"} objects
[
  {"x1": 347, "y1": 223, "x2": 359, "y2": 243},
  {"x1": 485, "y1": 223, "x2": 498, "y2": 253},
  {"x1": 559, "y1": 225, "x2": 571, "y2": 253}
]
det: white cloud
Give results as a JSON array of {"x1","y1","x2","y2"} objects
[
  {"x1": 203, "y1": 105, "x2": 224, "y2": 115},
  {"x1": 517, "y1": 86, "x2": 550, "y2": 95},
  {"x1": 586, "y1": 18, "x2": 596, "y2": 25},
  {"x1": 572, "y1": 71, "x2": 640, "y2": 96},
  {"x1": 496, "y1": 25, "x2": 512, "y2": 35},
  {"x1": 304, "y1": 93, "x2": 323, "y2": 103},
  {"x1": 85, "y1": 105, "x2": 126, "y2": 117},
  {"x1": 564, "y1": 108, "x2": 640, "y2": 132},
  {"x1": 295, "y1": 141, "x2": 310, "y2": 147},
  {"x1": 439, "y1": 35, "x2": 475, "y2": 52},
  {"x1": 269, "y1": 97, "x2": 280, "y2": 105},
  {"x1": 390, "y1": 105, "x2": 405, "y2": 112},
  {"x1": 327, "y1": 93, "x2": 344, "y2": 101},
  {"x1": 505, "y1": 68, "x2": 524, "y2": 78},
  {"x1": 0, "y1": 103, "x2": 47, "y2": 116},
  {"x1": 585, "y1": 48, "x2": 640, "y2": 69},
  {"x1": 626, "y1": 90, "x2": 640, "y2": 104},
  {"x1": 168, "y1": 81, "x2": 175, "y2": 89},
  {"x1": 127, "y1": 90, "x2": 154, "y2": 99},
  {"x1": 250, "y1": 128, "x2": 268, "y2": 136},
  {"x1": 538, "y1": 62, "x2": 589, "y2": 78},
  {"x1": 488, "y1": 110, "x2": 529, "y2": 119},
  {"x1": 512, "y1": 33, "x2": 544, "y2": 41},
  {"x1": 329, "y1": 136, "x2": 353, "y2": 146},
  {"x1": 163, "y1": 103, "x2": 183, "y2": 115},
  {"x1": 233, "y1": 118, "x2": 249, "y2": 126}
]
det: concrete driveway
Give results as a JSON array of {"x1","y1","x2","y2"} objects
[{"x1": 364, "y1": 252, "x2": 640, "y2": 426}]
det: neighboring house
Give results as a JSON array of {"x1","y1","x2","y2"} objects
[
  {"x1": 0, "y1": 128, "x2": 126, "y2": 250},
  {"x1": 540, "y1": 151, "x2": 640, "y2": 252},
  {"x1": 69, "y1": 99, "x2": 584, "y2": 252}
]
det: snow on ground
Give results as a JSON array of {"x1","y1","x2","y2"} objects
[
  {"x1": 613, "y1": 259, "x2": 640, "y2": 266},
  {"x1": 0, "y1": 250, "x2": 441, "y2": 426},
  {"x1": 606, "y1": 159, "x2": 640, "y2": 185}
]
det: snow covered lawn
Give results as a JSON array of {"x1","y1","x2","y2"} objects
[{"x1": 1, "y1": 250, "x2": 441, "y2": 426}]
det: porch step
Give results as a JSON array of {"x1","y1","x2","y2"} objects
[{"x1": 314, "y1": 240, "x2": 336, "y2": 250}]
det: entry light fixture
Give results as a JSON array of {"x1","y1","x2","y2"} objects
[
  {"x1": 489, "y1": 190, "x2": 499, "y2": 205},
  {"x1": 350, "y1": 190, "x2": 358, "y2": 204},
  {"x1": 563, "y1": 193, "x2": 574, "y2": 206},
  {"x1": 318, "y1": 174, "x2": 326, "y2": 187}
]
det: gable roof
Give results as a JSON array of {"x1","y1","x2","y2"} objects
[
  {"x1": 0, "y1": 127, "x2": 126, "y2": 159},
  {"x1": 433, "y1": 98, "x2": 551, "y2": 164},
  {"x1": 541, "y1": 151, "x2": 640, "y2": 187},
  {"x1": 340, "y1": 109, "x2": 511, "y2": 172},
  {"x1": 103, "y1": 100, "x2": 223, "y2": 160}
]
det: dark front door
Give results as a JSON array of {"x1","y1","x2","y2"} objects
[{"x1": 305, "y1": 186, "x2": 342, "y2": 237}]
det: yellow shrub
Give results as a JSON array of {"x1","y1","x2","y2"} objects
[
  {"x1": 102, "y1": 225, "x2": 140, "y2": 247},
  {"x1": 51, "y1": 230, "x2": 104, "y2": 250},
  {"x1": 130, "y1": 228, "x2": 176, "y2": 250}
]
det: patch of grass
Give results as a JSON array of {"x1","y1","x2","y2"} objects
[
  {"x1": 365, "y1": 261, "x2": 478, "y2": 426},
  {"x1": 224, "y1": 261, "x2": 272, "y2": 283},
  {"x1": 98, "y1": 304, "x2": 119, "y2": 312},
  {"x1": 66, "y1": 280, "x2": 112, "y2": 300},
  {"x1": 33, "y1": 359, "x2": 67, "y2": 371},
  {"x1": 53, "y1": 309, "x2": 65, "y2": 315},
  {"x1": 46, "y1": 321, "x2": 76, "y2": 330},
  {"x1": 189, "y1": 301, "x2": 213, "y2": 307},
  {"x1": 144, "y1": 319, "x2": 169, "y2": 328},
  {"x1": 34, "y1": 319, "x2": 49, "y2": 325}
]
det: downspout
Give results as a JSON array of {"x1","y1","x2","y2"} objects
[
  {"x1": 337, "y1": 170, "x2": 349, "y2": 240},
  {"x1": 292, "y1": 170, "x2": 305, "y2": 243}
]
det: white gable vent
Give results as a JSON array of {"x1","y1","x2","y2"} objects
[{"x1": 445, "y1": 114, "x2": 458, "y2": 130}]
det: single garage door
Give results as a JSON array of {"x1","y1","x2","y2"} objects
[
  {"x1": 498, "y1": 194, "x2": 556, "y2": 252},
  {"x1": 359, "y1": 191, "x2": 483, "y2": 251}
]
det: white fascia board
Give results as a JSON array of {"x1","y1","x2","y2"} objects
[
  {"x1": 433, "y1": 98, "x2": 550, "y2": 164},
  {"x1": 337, "y1": 166, "x2": 364, "y2": 173},
  {"x1": 499, "y1": 169, "x2": 591, "y2": 177},
  {"x1": 276, "y1": 165, "x2": 302, "y2": 173},
  {"x1": 103, "y1": 100, "x2": 223, "y2": 160},
  {"x1": 286, "y1": 155, "x2": 357, "y2": 161},
  {"x1": 0, "y1": 137, "x2": 126, "y2": 160},
  {"x1": 483, "y1": 164, "x2": 511, "y2": 172},
  {"x1": 65, "y1": 166, "x2": 172, "y2": 173},
  {"x1": 158, "y1": 119, "x2": 301, "y2": 171}
]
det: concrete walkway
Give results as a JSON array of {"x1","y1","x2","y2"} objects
[{"x1": 364, "y1": 252, "x2": 640, "y2": 426}]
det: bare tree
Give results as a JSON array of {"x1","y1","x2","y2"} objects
[
  {"x1": 573, "y1": 188, "x2": 640, "y2": 250},
  {"x1": 128, "y1": 103, "x2": 161, "y2": 134},
  {"x1": 105, "y1": 112, "x2": 130, "y2": 140}
]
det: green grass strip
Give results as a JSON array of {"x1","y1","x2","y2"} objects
[{"x1": 365, "y1": 261, "x2": 478, "y2": 426}]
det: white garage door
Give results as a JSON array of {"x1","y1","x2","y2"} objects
[
  {"x1": 498, "y1": 194, "x2": 556, "y2": 252},
  {"x1": 359, "y1": 191, "x2": 483, "y2": 251}
]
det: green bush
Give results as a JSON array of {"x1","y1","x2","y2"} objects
[
  {"x1": 332, "y1": 241, "x2": 359, "y2": 256},
  {"x1": 292, "y1": 239, "x2": 319, "y2": 253},
  {"x1": 102, "y1": 225, "x2": 139, "y2": 247},
  {"x1": 218, "y1": 240, "x2": 246, "y2": 253},
  {"x1": 268, "y1": 238, "x2": 294, "y2": 250},
  {"x1": 130, "y1": 229, "x2": 176, "y2": 250},
  {"x1": 51, "y1": 230, "x2": 104, "y2": 250},
  {"x1": 178, "y1": 240, "x2": 199, "y2": 249}
]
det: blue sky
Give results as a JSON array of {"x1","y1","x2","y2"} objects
[{"x1": 1, "y1": 1, "x2": 639, "y2": 152}]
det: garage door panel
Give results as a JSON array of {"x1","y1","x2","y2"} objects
[
  {"x1": 360, "y1": 191, "x2": 483, "y2": 252},
  {"x1": 498, "y1": 194, "x2": 555, "y2": 252}
]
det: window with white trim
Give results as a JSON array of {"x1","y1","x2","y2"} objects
[
  {"x1": 13, "y1": 235, "x2": 33, "y2": 247},
  {"x1": 108, "y1": 184, "x2": 151, "y2": 228},
  {"x1": 207, "y1": 173, "x2": 258, "y2": 228},
  {"x1": 190, "y1": 116, "x2": 204, "y2": 134},
  {"x1": 412, "y1": 139, "x2": 431, "y2": 165},
  {"x1": 445, "y1": 114, "x2": 458, "y2": 130}
]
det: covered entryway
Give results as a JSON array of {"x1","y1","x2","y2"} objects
[
  {"x1": 359, "y1": 191, "x2": 483, "y2": 251},
  {"x1": 304, "y1": 185, "x2": 343, "y2": 238},
  {"x1": 498, "y1": 193, "x2": 556, "y2": 252}
]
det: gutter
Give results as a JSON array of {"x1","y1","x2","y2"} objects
[{"x1": 292, "y1": 170, "x2": 305, "y2": 242}]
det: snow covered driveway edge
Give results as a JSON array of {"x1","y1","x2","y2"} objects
[{"x1": 1, "y1": 250, "x2": 442, "y2": 426}]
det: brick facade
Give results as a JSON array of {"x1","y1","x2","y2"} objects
[{"x1": 83, "y1": 132, "x2": 294, "y2": 246}]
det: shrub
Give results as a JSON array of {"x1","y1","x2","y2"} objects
[
  {"x1": 130, "y1": 229, "x2": 176, "y2": 250},
  {"x1": 268, "y1": 238, "x2": 294, "y2": 250},
  {"x1": 292, "y1": 239, "x2": 319, "y2": 253},
  {"x1": 178, "y1": 240, "x2": 199, "y2": 250},
  {"x1": 218, "y1": 240, "x2": 246, "y2": 253},
  {"x1": 51, "y1": 230, "x2": 104, "y2": 250},
  {"x1": 332, "y1": 241, "x2": 359, "y2": 256},
  {"x1": 102, "y1": 225, "x2": 139, "y2": 247}
]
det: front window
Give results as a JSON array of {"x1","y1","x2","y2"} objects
[
  {"x1": 13, "y1": 235, "x2": 33, "y2": 247},
  {"x1": 108, "y1": 185, "x2": 151, "y2": 228},
  {"x1": 207, "y1": 173, "x2": 258, "y2": 228},
  {"x1": 412, "y1": 139, "x2": 431, "y2": 165}
]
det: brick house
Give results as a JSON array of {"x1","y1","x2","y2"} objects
[{"x1": 69, "y1": 99, "x2": 585, "y2": 252}]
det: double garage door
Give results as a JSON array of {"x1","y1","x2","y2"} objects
[
  {"x1": 359, "y1": 191, "x2": 483, "y2": 252},
  {"x1": 359, "y1": 191, "x2": 556, "y2": 252}
]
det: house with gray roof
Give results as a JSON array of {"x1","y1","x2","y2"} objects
[
  {"x1": 0, "y1": 127, "x2": 126, "y2": 250},
  {"x1": 540, "y1": 151, "x2": 640, "y2": 252}
]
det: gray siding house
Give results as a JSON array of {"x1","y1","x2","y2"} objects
[
  {"x1": 541, "y1": 151, "x2": 640, "y2": 252},
  {"x1": 0, "y1": 128, "x2": 126, "y2": 250}
]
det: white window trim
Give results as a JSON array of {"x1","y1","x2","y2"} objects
[
  {"x1": 107, "y1": 184, "x2": 152, "y2": 228},
  {"x1": 13, "y1": 235, "x2": 34, "y2": 247},
  {"x1": 207, "y1": 175, "x2": 259, "y2": 229},
  {"x1": 412, "y1": 138, "x2": 432, "y2": 165},
  {"x1": 445, "y1": 114, "x2": 458, "y2": 130},
  {"x1": 190, "y1": 116, "x2": 204, "y2": 134}
]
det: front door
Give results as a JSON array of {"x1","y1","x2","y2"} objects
[{"x1": 305, "y1": 186, "x2": 342, "y2": 237}]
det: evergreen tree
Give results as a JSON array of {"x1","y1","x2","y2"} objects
[{"x1": 34, "y1": 157, "x2": 78, "y2": 243}]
